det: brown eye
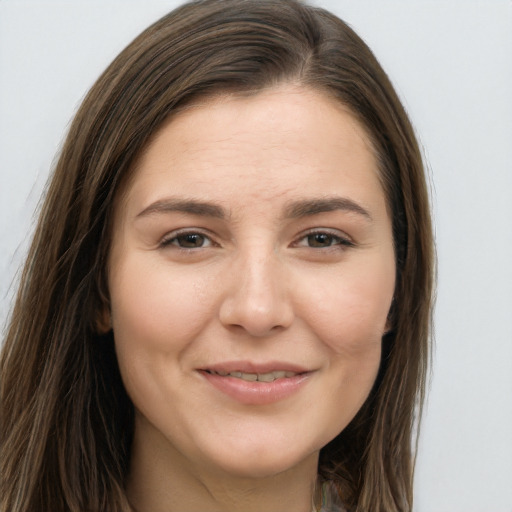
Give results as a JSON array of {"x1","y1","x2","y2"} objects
[
  {"x1": 175, "y1": 233, "x2": 207, "y2": 248},
  {"x1": 161, "y1": 232, "x2": 213, "y2": 249},
  {"x1": 307, "y1": 233, "x2": 337, "y2": 247}
]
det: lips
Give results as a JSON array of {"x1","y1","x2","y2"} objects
[
  {"x1": 205, "y1": 369, "x2": 298, "y2": 382},
  {"x1": 199, "y1": 362, "x2": 312, "y2": 405}
]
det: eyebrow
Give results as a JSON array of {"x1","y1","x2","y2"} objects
[
  {"x1": 136, "y1": 198, "x2": 227, "y2": 219},
  {"x1": 135, "y1": 196, "x2": 372, "y2": 222},
  {"x1": 284, "y1": 197, "x2": 372, "y2": 221}
]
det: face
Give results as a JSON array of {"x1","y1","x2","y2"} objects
[{"x1": 108, "y1": 85, "x2": 395, "y2": 480}]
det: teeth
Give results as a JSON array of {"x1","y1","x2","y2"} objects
[
  {"x1": 258, "y1": 372, "x2": 276, "y2": 382},
  {"x1": 211, "y1": 370, "x2": 298, "y2": 382}
]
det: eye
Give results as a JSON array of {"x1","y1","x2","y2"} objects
[
  {"x1": 161, "y1": 231, "x2": 213, "y2": 249},
  {"x1": 295, "y1": 230, "x2": 354, "y2": 249},
  {"x1": 306, "y1": 233, "x2": 338, "y2": 248}
]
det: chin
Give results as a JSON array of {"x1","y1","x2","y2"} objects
[
  {"x1": 201, "y1": 439, "x2": 320, "y2": 480},
  {"x1": 216, "y1": 457, "x2": 308, "y2": 480}
]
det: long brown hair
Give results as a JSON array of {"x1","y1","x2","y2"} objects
[{"x1": 0, "y1": 1, "x2": 434, "y2": 510}]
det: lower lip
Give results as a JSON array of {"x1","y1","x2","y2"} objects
[{"x1": 200, "y1": 371, "x2": 311, "y2": 405}]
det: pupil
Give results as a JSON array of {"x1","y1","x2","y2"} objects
[
  {"x1": 180, "y1": 234, "x2": 204, "y2": 247},
  {"x1": 309, "y1": 233, "x2": 331, "y2": 247}
]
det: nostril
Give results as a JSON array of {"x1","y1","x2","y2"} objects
[{"x1": 219, "y1": 294, "x2": 293, "y2": 337}]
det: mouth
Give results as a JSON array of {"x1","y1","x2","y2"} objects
[
  {"x1": 199, "y1": 363, "x2": 311, "y2": 405},
  {"x1": 204, "y1": 369, "x2": 300, "y2": 383}
]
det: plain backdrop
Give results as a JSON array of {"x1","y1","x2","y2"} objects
[{"x1": 1, "y1": 1, "x2": 511, "y2": 511}]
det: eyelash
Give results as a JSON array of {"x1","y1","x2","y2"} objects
[
  {"x1": 160, "y1": 230, "x2": 215, "y2": 249},
  {"x1": 293, "y1": 229, "x2": 354, "y2": 250},
  {"x1": 159, "y1": 229, "x2": 354, "y2": 251}
]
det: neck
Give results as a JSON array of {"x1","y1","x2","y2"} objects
[{"x1": 126, "y1": 420, "x2": 319, "y2": 512}]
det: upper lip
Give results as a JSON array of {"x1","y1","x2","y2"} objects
[{"x1": 200, "y1": 361, "x2": 310, "y2": 374}]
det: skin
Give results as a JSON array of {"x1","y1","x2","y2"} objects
[{"x1": 107, "y1": 85, "x2": 396, "y2": 512}]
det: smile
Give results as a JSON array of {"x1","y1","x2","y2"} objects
[
  {"x1": 205, "y1": 369, "x2": 298, "y2": 382},
  {"x1": 200, "y1": 364, "x2": 311, "y2": 405}
]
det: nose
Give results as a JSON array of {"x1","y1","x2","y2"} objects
[{"x1": 218, "y1": 249, "x2": 294, "y2": 337}]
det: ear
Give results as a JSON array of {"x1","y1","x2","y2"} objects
[{"x1": 95, "y1": 306, "x2": 112, "y2": 334}]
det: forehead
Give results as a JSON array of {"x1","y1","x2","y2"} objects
[{"x1": 117, "y1": 85, "x2": 383, "y2": 219}]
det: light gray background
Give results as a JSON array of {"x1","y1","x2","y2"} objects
[{"x1": 1, "y1": 1, "x2": 511, "y2": 511}]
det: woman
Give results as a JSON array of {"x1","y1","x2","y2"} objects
[{"x1": 0, "y1": 1, "x2": 434, "y2": 511}]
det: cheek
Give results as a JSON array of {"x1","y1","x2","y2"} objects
[
  {"x1": 108, "y1": 254, "x2": 217, "y2": 416},
  {"x1": 295, "y1": 255, "x2": 394, "y2": 426},
  {"x1": 309, "y1": 272, "x2": 390, "y2": 429},
  {"x1": 109, "y1": 254, "x2": 216, "y2": 352},
  {"x1": 302, "y1": 261, "x2": 394, "y2": 355}
]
